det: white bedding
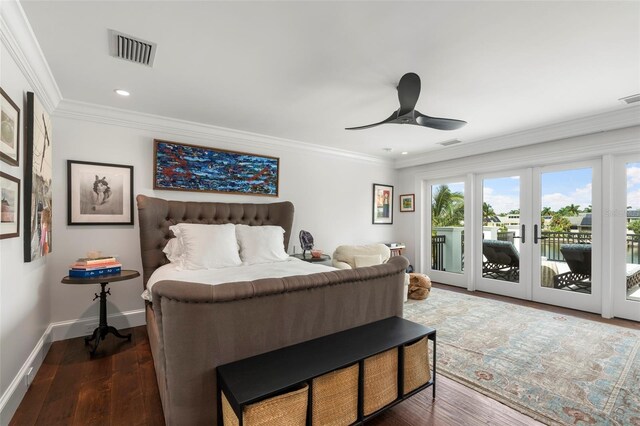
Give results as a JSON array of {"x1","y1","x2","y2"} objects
[{"x1": 142, "y1": 257, "x2": 336, "y2": 302}]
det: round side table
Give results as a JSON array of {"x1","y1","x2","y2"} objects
[{"x1": 61, "y1": 270, "x2": 140, "y2": 355}]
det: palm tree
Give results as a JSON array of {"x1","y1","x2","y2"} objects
[
  {"x1": 565, "y1": 204, "x2": 581, "y2": 216},
  {"x1": 541, "y1": 206, "x2": 553, "y2": 216},
  {"x1": 582, "y1": 205, "x2": 592, "y2": 213},
  {"x1": 432, "y1": 185, "x2": 464, "y2": 227},
  {"x1": 483, "y1": 202, "x2": 496, "y2": 225}
]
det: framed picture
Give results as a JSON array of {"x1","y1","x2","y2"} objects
[
  {"x1": 0, "y1": 172, "x2": 20, "y2": 239},
  {"x1": 372, "y1": 183, "x2": 393, "y2": 224},
  {"x1": 24, "y1": 92, "x2": 52, "y2": 262},
  {"x1": 67, "y1": 160, "x2": 134, "y2": 225},
  {"x1": 0, "y1": 87, "x2": 20, "y2": 166},
  {"x1": 400, "y1": 194, "x2": 415, "y2": 212},
  {"x1": 154, "y1": 139, "x2": 279, "y2": 196}
]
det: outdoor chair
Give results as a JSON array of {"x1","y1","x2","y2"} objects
[
  {"x1": 482, "y1": 240, "x2": 520, "y2": 281},
  {"x1": 553, "y1": 244, "x2": 591, "y2": 293}
]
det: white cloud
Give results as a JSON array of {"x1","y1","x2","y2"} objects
[
  {"x1": 484, "y1": 187, "x2": 519, "y2": 215},
  {"x1": 541, "y1": 183, "x2": 592, "y2": 211},
  {"x1": 628, "y1": 188, "x2": 640, "y2": 209},
  {"x1": 627, "y1": 167, "x2": 640, "y2": 189}
]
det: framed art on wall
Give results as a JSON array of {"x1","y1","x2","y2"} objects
[
  {"x1": 0, "y1": 87, "x2": 20, "y2": 166},
  {"x1": 67, "y1": 160, "x2": 134, "y2": 225},
  {"x1": 0, "y1": 172, "x2": 20, "y2": 239},
  {"x1": 400, "y1": 193, "x2": 415, "y2": 212},
  {"x1": 154, "y1": 139, "x2": 279, "y2": 196},
  {"x1": 372, "y1": 183, "x2": 393, "y2": 224},
  {"x1": 24, "y1": 92, "x2": 52, "y2": 262}
]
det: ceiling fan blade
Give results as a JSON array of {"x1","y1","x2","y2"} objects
[
  {"x1": 397, "y1": 72, "x2": 421, "y2": 116},
  {"x1": 345, "y1": 112, "x2": 397, "y2": 130},
  {"x1": 415, "y1": 111, "x2": 467, "y2": 130}
]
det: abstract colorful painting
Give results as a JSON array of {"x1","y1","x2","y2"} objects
[
  {"x1": 24, "y1": 92, "x2": 52, "y2": 261},
  {"x1": 153, "y1": 139, "x2": 279, "y2": 196}
]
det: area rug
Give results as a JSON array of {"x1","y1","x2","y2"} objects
[{"x1": 403, "y1": 288, "x2": 640, "y2": 426}]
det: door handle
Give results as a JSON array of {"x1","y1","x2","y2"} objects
[
  {"x1": 512, "y1": 224, "x2": 526, "y2": 243},
  {"x1": 533, "y1": 224, "x2": 547, "y2": 244}
]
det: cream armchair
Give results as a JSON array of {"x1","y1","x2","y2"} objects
[{"x1": 332, "y1": 244, "x2": 409, "y2": 302}]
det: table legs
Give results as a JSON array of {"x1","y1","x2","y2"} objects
[{"x1": 85, "y1": 282, "x2": 131, "y2": 355}]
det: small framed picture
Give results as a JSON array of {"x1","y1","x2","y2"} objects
[
  {"x1": 372, "y1": 183, "x2": 393, "y2": 225},
  {"x1": 0, "y1": 87, "x2": 20, "y2": 166},
  {"x1": 0, "y1": 171, "x2": 20, "y2": 239},
  {"x1": 400, "y1": 194, "x2": 415, "y2": 212},
  {"x1": 67, "y1": 160, "x2": 134, "y2": 225}
]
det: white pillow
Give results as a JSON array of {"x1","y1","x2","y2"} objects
[
  {"x1": 353, "y1": 254, "x2": 382, "y2": 268},
  {"x1": 163, "y1": 238, "x2": 185, "y2": 265},
  {"x1": 235, "y1": 224, "x2": 289, "y2": 265},
  {"x1": 169, "y1": 223, "x2": 241, "y2": 270}
]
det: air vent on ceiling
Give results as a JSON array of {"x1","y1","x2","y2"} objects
[
  {"x1": 437, "y1": 139, "x2": 462, "y2": 147},
  {"x1": 619, "y1": 94, "x2": 640, "y2": 105},
  {"x1": 109, "y1": 30, "x2": 157, "y2": 67}
]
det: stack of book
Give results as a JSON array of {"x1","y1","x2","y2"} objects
[{"x1": 69, "y1": 256, "x2": 122, "y2": 278}]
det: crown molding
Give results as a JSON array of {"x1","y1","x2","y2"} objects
[
  {"x1": 53, "y1": 99, "x2": 393, "y2": 166},
  {"x1": 406, "y1": 126, "x2": 640, "y2": 180},
  {"x1": 395, "y1": 105, "x2": 640, "y2": 169},
  {"x1": 0, "y1": 0, "x2": 62, "y2": 113}
]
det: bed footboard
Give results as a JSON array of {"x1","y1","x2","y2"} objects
[{"x1": 150, "y1": 256, "x2": 408, "y2": 426}]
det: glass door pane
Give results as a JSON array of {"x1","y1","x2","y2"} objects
[
  {"x1": 538, "y1": 167, "x2": 593, "y2": 294},
  {"x1": 430, "y1": 182, "x2": 465, "y2": 274},
  {"x1": 625, "y1": 162, "x2": 640, "y2": 302},
  {"x1": 481, "y1": 176, "x2": 521, "y2": 283}
]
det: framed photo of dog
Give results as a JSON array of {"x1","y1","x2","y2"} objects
[{"x1": 67, "y1": 160, "x2": 134, "y2": 225}]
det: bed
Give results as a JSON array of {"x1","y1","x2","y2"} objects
[{"x1": 136, "y1": 195, "x2": 408, "y2": 425}]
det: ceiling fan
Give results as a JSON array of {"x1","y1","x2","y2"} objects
[{"x1": 345, "y1": 72, "x2": 467, "y2": 131}]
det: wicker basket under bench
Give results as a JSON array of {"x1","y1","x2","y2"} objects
[{"x1": 217, "y1": 317, "x2": 436, "y2": 425}]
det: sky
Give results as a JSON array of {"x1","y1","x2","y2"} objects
[{"x1": 431, "y1": 163, "x2": 640, "y2": 216}]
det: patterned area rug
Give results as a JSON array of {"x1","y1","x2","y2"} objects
[{"x1": 403, "y1": 288, "x2": 640, "y2": 426}]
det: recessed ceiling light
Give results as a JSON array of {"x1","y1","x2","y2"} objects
[
  {"x1": 401, "y1": 151, "x2": 408, "y2": 155},
  {"x1": 114, "y1": 89, "x2": 130, "y2": 97}
]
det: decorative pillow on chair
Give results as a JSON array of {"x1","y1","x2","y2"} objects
[
  {"x1": 169, "y1": 223, "x2": 242, "y2": 270},
  {"x1": 236, "y1": 224, "x2": 289, "y2": 265},
  {"x1": 353, "y1": 254, "x2": 382, "y2": 268}
]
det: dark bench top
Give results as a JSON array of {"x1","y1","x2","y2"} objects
[{"x1": 217, "y1": 316, "x2": 435, "y2": 407}]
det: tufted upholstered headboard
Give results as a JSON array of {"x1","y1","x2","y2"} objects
[{"x1": 136, "y1": 195, "x2": 294, "y2": 288}]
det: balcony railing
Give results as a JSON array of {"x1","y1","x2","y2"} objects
[
  {"x1": 432, "y1": 235, "x2": 445, "y2": 270},
  {"x1": 539, "y1": 231, "x2": 639, "y2": 264}
]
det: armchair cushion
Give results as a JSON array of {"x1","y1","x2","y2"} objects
[
  {"x1": 354, "y1": 254, "x2": 382, "y2": 268},
  {"x1": 331, "y1": 244, "x2": 391, "y2": 269}
]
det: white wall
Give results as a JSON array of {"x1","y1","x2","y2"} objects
[
  {"x1": 0, "y1": 43, "x2": 52, "y2": 423},
  {"x1": 48, "y1": 115, "x2": 399, "y2": 324}
]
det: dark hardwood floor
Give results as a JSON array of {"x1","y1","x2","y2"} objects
[{"x1": 12, "y1": 286, "x2": 637, "y2": 425}]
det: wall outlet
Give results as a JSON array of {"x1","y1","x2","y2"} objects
[{"x1": 24, "y1": 366, "x2": 34, "y2": 387}]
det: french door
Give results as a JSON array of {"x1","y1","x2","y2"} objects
[
  {"x1": 474, "y1": 161, "x2": 601, "y2": 314},
  {"x1": 425, "y1": 178, "x2": 469, "y2": 287},
  {"x1": 612, "y1": 155, "x2": 640, "y2": 321},
  {"x1": 475, "y1": 169, "x2": 532, "y2": 299}
]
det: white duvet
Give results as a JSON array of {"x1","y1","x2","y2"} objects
[{"x1": 142, "y1": 257, "x2": 336, "y2": 302}]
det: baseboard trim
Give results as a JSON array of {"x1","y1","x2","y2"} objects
[
  {"x1": 0, "y1": 324, "x2": 52, "y2": 426},
  {"x1": 50, "y1": 308, "x2": 146, "y2": 342},
  {"x1": 0, "y1": 309, "x2": 146, "y2": 425}
]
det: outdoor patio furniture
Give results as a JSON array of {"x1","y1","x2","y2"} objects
[
  {"x1": 482, "y1": 240, "x2": 520, "y2": 281},
  {"x1": 627, "y1": 264, "x2": 640, "y2": 289},
  {"x1": 553, "y1": 244, "x2": 591, "y2": 293}
]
